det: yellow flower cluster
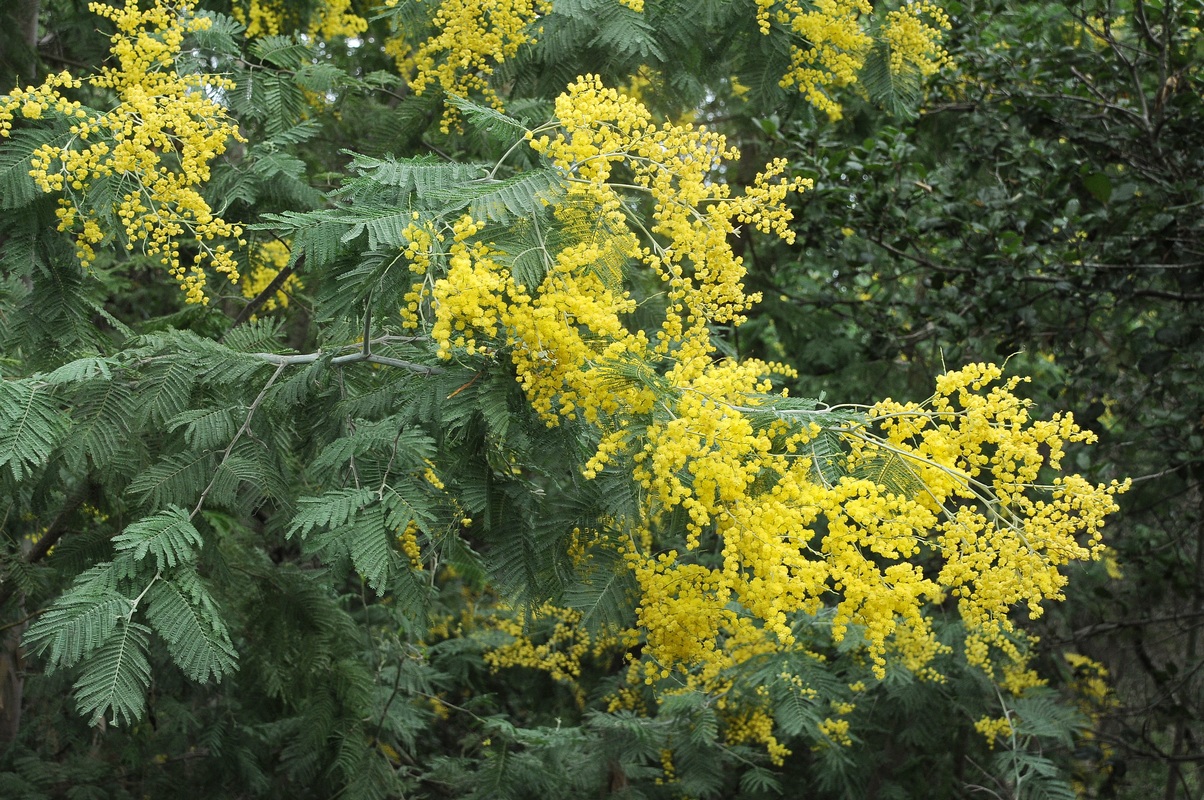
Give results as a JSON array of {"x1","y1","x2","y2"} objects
[
  {"x1": 753, "y1": 0, "x2": 951, "y2": 120},
  {"x1": 598, "y1": 364, "x2": 1123, "y2": 755},
  {"x1": 0, "y1": 70, "x2": 85, "y2": 133},
  {"x1": 1064, "y1": 652, "x2": 1112, "y2": 707},
  {"x1": 775, "y1": 0, "x2": 873, "y2": 120},
  {"x1": 3, "y1": 0, "x2": 245, "y2": 304},
  {"x1": 231, "y1": 0, "x2": 368, "y2": 39},
  {"x1": 423, "y1": 77, "x2": 806, "y2": 441},
  {"x1": 431, "y1": 238, "x2": 514, "y2": 359},
  {"x1": 383, "y1": 0, "x2": 551, "y2": 131},
  {"x1": 726, "y1": 706, "x2": 792, "y2": 764},
  {"x1": 527, "y1": 74, "x2": 806, "y2": 353},
  {"x1": 817, "y1": 716, "x2": 852, "y2": 747},
  {"x1": 399, "y1": 216, "x2": 439, "y2": 330},
  {"x1": 1000, "y1": 655, "x2": 1046, "y2": 696},
  {"x1": 881, "y1": 2, "x2": 952, "y2": 77},
  {"x1": 869, "y1": 364, "x2": 1129, "y2": 660},
  {"x1": 232, "y1": 0, "x2": 285, "y2": 37},
  {"x1": 974, "y1": 714, "x2": 1015, "y2": 747},
  {"x1": 239, "y1": 239, "x2": 303, "y2": 315},
  {"x1": 401, "y1": 77, "x2": 1124, "y2": 760},
  {"x1": 397, "y1": 519, "x2": 424, "y2": 569},
  {"x1": 656, "y1": 748, "x2": 675, "y2": 784},
  {"x1": 480, "y1": 601, "x2": 637, "y2": 707},
  {"x1": 483, "y1": 603, "x2": 591, "y2": 685}
]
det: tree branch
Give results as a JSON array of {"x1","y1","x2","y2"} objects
[{"x1": 0, "y1": 483, "x2": 93, "y2": 609}]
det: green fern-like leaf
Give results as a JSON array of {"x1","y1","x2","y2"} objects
[
  {"x1": 346, "y1": 505, "x2": 402, "y2": 593},
  {"x1": 240, "y1": 67, "x2": 309, "y2": 136},
  {"x1": 295, "y1": 62, "x2": 348, "y2": 95},
  {"x1": 132, "y1": 355, "x2": 198, "y2": 428},
  {"x1": 250, "y1": 146, "x2": 326, "y2": 208},
  {"x1": 991, "y1": 747, "x2": 1077, "y2": 800},
  {"x1": 560, "y1": 545, "x2": 638, "y2": 634},
  {"x1": 289, "y1": 487, "x2": 378, "y2": 539},
  {"x1": 430, "y1": 169, "x2": 565, "y2": 223},
  {"x1": 771, "y1": 678, "x2": 821, "y2": 737},
  {"x1": 484, "y1": 216, "x2": 553, "y2": 290},
  {"x1": 310, "y1": 420, "x2": 435, "y2": 479},
  {"x1": 1012, "y1": 690, "x2": 1086, "y2": 746},
  {"x1": 73, "y1": 619, "x2": 153, "y2": 727},
  {"x1": 166, "y1": 407, "x2": 240, "y2": 450},
  {"x1": 188, "y1": 9, "x2": 244, "y2": 56},
  {"x1": 146, "y1": 568, "x2": 238, "y2": 682},
  {"x1": 262, "y1": 118, "x2": 325, "y2": 148},
  {"x1": 255, "y1": 210, "x2": 345, "y2": 270},
  {"x1": 446, "y1": 96, "x2": 533, "y2": 143},
  {"x1": 0, "y1": 127, "x2": 69, "y2": 210},
  {"x1": 23, "y1": 588, "x2": 129, "y2": 671},
  {"x1": 587, "y1": 0, "x2": 663, "y2": 60},
  {"x1": 860, "y1": 41, "x2": 923, "y2": 117},
  {"x1": 112, "y1": 507, "x2": 204, "y2": 570},
  {"x1": 346, "y1": 152, "x2": 488, "y2": 196},
  {"x1": 807, "y1": 428, "x2": 849, "y2": 487},
  {"x1": 849, "y1": 449, "x2": 924, "y2": 498},
  {"x1": 380, "y1": 478, "x2": 437, "y2": 532},
  {"x1": 128, "y1": 451, "x2": 216, "y2": 509},
  {"x1": 338, "y1": 202, "x2": 427, "y2": 250},
  {"x1": 429, "y1": 525, "x2": 488, "y2": 587},
  {"x1": 739, "y1": 766, "x2": 782, "y2": 795},
  {"x1": 60, "y1": 376, "x2": 138, "y2": 474},
  {"x1": 248, "y1": 34, "x2": 314, "y2": 69},
  {"x1": 222, "y1": 317, "x2": 286, "y2": 354},
  {"x1": 0, "y1": 378, "x2": 67, "y2": 481},
  {"x1": 469, "y1": 170, "x2": 566, "y2": 223},
  {"x1": 41, "y1": 355, "x2": 115, "y2": 385}
]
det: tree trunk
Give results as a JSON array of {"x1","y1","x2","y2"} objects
[
  {"x1": 1, "y1": 0, "x2": 40, "y2": 86},
  {"x1": 0, "y1": 609, "x2": 26, "y2": 745}
]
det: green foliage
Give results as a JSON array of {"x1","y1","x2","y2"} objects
[
  {"x1": 0, "y1": 0, "x2": 1160, "y2": 797},
  {"x1": 0, "y1": 379, "x2": 66, "y2": 482},
  {"x1": 71, "y1": 619, "x2": 153, "y2": 727}
]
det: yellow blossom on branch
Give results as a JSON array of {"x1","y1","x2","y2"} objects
[
  {"x1": 382, "y1": 0, "x2": 552, "y2": 131},
  {"x1": 412, "y1": 79, "x2": 1125, "y2": 710},
  {"x1": 974, "y1": 714, "x2": 1015, "y2": 747},
  {"x1": 2, "y1": 0, "x2": 246, "y2": 304},
  {"x1": 754, "y1": 0, "x2": 951, "y2": 120},
  {"x1": 230, "y1": 0, "x2": 368, "y2": 39}
]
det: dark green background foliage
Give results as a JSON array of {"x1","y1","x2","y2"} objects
[{"x1": 0, "y1": 0, "x2": 1200, "y2": 797}]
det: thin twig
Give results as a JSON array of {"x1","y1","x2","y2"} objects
[
  {"x1": 0, "y1": 484, "x2": 93, "y2": 608},
  {"x1": 190, "y1": 362, "x2": 286, "y2": 520},
  {"x1": 225, "y1": 254, "x2": 304, "y2": 335}
]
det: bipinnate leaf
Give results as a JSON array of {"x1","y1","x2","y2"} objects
[
  {"x1": 445, "y1": 96, "x2": 530, "y2": 143},
  {"x1": 112, "y1": 507, "x2": 204, "y2": 570},
  {"x1": 0, "y1": 378, "x2": 67, "y2": 481},
  {"x1": 347, "y1": 505, "x2": 401, "y2": 593},
  {"x1": 72, "y1": 619, "x2": 153, "y2": 727},
  {"x1": 561, "y1": 546, "x2": 638, "y2": 634},
  {"x1": 23, "y1": 589, "x2": 129, "y2": 671},
  {"x1": 146, "y1": 569, "x2": 238, "y2": 682},
  {"x1": 288, "y1": 487, "x2": 378, "y2": 539}
]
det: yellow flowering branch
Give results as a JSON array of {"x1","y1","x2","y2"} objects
[
  {"x1": 406, "y1": 78, "x2": 1127, "y2": 741},
  {"x1": 754, "y1": 0, "x2": 952, "y2": 120},
  {"x1": 0, "y1": 0, "x2": 246, "y2": 304}
]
